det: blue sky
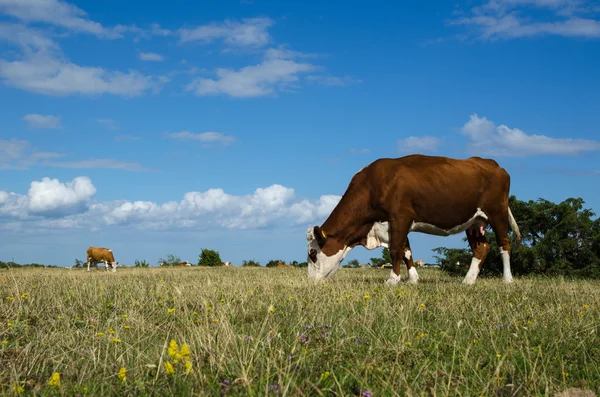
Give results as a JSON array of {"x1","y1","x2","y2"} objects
[{"x1": 1, "y1": 0, "x2": 599, "y2": 268}]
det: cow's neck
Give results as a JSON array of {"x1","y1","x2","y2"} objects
[{"x1": 321, "y1": 187, "x2": 378, "y2": 248}]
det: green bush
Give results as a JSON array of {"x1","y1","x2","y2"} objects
[{"x1": 198, "y1": 249, "x2": 222, "y2": 267}]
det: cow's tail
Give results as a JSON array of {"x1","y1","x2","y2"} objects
[{"x1": 508, "y1": 206, "x2": 522, "y2": 248}]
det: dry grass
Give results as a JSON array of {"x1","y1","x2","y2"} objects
[{"x1": 1, "y1": 266, "x2": 599, "y2": 396}]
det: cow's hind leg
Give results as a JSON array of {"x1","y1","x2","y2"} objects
[
  {"x1": 487, "y1": 211, "x2": 514, "y2": 283},
  {"x1": 386, "y1": 216, "x2": 414, "y2": 285},
  {"x1": 463, "y1": 223, "x2": 490, "y2": 285},
  {"x1": 403, "y1": 238, "x2": 419, "y2": 284}
]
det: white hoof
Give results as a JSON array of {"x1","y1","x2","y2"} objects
[
  {"x1": 407, "y1": 267, "x2": 419, "y2": 284},
  {"x1": 385, "y1": 269, "x2": 401, "y2": 285},
  {"x1": 503, "y1": 276, "x2": 514, "y2": 283}
]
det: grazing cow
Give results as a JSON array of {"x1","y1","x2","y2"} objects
[
  {"x1": 276, "y1": 262, "x2": 294, "y2": 268},
  {"x1": 306, "y1": 155, "x2": 521, "y2": 285},
  {"x1": 415, "y1": 259, "x2": 425, "y2": 267},
  {"x1": 86, "y1": 246, "x2": 118, "y2": 273},
  {"x1": 178, "y1": 261, "x2": 193, "y2": 267}
]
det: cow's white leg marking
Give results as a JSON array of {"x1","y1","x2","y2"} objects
[
  {"x1": 407, "y1": 267, "x2": 419, "y2": 284},
  {"x1": 404, "y1": 249, "x2": 412, "y2": 260},
  {"x1": 87, "y1": 259, "x2": 90, "y2": 272},
  {"x1": 462, "y1": 257, "x2": 481, "y2": 285},
  {"x1": 385, "y1": 269, "x2": 402, "y2": 285},
  {"x1": 500, "y1": 248, "x2": 514, "y2": 283}
]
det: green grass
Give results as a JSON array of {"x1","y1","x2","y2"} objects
[{"x1": 1, "y1": 266, "x2": 599, "y2": 396}]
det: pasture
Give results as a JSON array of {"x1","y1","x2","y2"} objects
[{"x1": 1, "y1": 266, "x2": 599, "y2": 396}]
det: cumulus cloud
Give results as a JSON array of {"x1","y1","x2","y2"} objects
[
  {"x1": 23, "y1": 113, "x2": 61, "y2": 129},
  {"x1": 0, "y1": 177, "x2": 341, "y2": 231},
  {"x1": 138, "y1": 52, "x2": 164, "y2": 61},
  {"x1": 460, "y1": 114, "x2": 600, "y2": 156},
  {"x1": 185, "y1": 48, "x2": 318, "y2": 97},
  {"x1": 27, "y1": 176, "x2": 96, "y2": 217},
  {"x1": 449, "y1": 0, "x2": 600, "y2": 39},
  {"x1": 178, "y1": 17, "x2": 273, "y2": 47},
  {"x1": 397, "y1": 136, "x2": 440, "y2": 154},
  {"x1": 165, "y1": 131, "x2": 236, "y2": 146}
]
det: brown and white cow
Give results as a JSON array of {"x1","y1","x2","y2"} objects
[
  {"x1": 86, "y1": 246, "x2": 119, "y2": 273},
  {"x1": 306, "y1": 155, "x2": 521, "y2": 285}
]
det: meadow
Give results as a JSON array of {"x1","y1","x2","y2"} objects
[{"x1": 1, "y1": 266, "x2": 599, "y2": 396}]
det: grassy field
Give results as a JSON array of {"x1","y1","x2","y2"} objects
[{"x1": 1, "y1": 266, "x2": 599, "y2": 396}]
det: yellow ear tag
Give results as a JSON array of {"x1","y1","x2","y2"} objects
[{"x1": 321, "y1": 230, "x2": 327, "y2": 239}]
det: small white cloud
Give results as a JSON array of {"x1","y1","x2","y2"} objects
[
  {"x1": 166, "y1": 131, "x2": 236, "y2": 146},
  {"x1": 450, "y1": 0, "x2": 600, "y2": 39},
  {"x1": 0, "y1": 53, "x2": 158, "y2": 97},
  {"x1": 23, "y1": 113, "x2": 61, "y2": 129},
  {"x1": 138, "y1": 52, "x2": 164, "y2": 61},
  {"x1": 27, "y1": 176, "x2": 96, "y2": 217},
  {"x1": 0, "y1": 138, "x2": 64, "y2": 170},
  {"x1": 0, "y1": 0, "x2": 121, "y2": 38},
  {"x1": 397, "y1": 136, "x2": 440, "y2": 154},
  {"x1": 349, "y1": 148, "x2": 370, "y2": 154},
  {"x1": 460, "y1": 114, "x2": 600, "y2": 156},
  {"x1": 178, "y1": 17, "x2": 273, "y2": 47},
  {"x1": 186, "y1": 56, "x2": 317, "y2": 97},
  {"x1": 95, "y1": 118, "x2": 118, "y2": 130},
  {"x1": 45, "y1": 158, "x2": 154, "y2": 172}
]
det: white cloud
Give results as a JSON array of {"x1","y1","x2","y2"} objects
[
  {"x1": 460, "y1": 114, "x2": 600, "y2": 156},
  {"x1": 0, "y1": 138, "x2": 64, "y2": 169},
  {"x1": 185, "y1": 51, "x2": 318, "y2": 97},
  {"x1": 23, "y1": 113, "x2": 61, "y2": 129},
  {"x1": 45, "y1": 158, "x2": 154, "y2": 172},
  {"x1": 450, "y1": 0, "x2": 600, "y2": 39},
  {"x1": 139, "y1": 52, "x2": 164, "y2": 61},
  {"x1": 0, "y1": 0, "x2": 120, "y2": 38},
  {"x1": 0, "y1": 53, "x2": 158, "y2": 97},
  {"x1": 27, "y1": 176, "x2": 96, "y2": 217},
  {"x1": 397, "y1": 136, "x2": 440, "y2": 154},
  {"x1": 0, "y1": 177, "x2": 342, "y2": 231},
  {"x1": 166, "y1": 131, "x2": 236, "y2": 146},
  {"x1": 178, "y1": 17, "x2": 273, "y2": 47},
  {"x1": 349, "y1": 148, "x2": 370, "y2": 154},
  {"x1": 95, "y1": 118, "x2": 118, "y2": 130}
]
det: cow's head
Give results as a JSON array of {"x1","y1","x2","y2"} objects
[
  {"x1": 306, "y1": 226, "x2": 350, "y2": 280},
  {"x1": 111, "y1": 261, "x2": 118, "y2": 272}
]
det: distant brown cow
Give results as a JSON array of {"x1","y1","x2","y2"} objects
[{"x1": 86, "y1": 246, "x2": 118, "y2": 273}]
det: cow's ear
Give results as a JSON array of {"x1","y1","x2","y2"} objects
[{"x1": 314, "y1": 226, "x2": 328, "y2": 245}]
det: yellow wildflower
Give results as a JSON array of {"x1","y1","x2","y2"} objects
[
  {"x1": 473, "y1": 339, "x2": 479, "y2": 344},
  {"x1": 97, "y1": 332, "x2": 105, "y2": 337},
  {"x1": 184, "y1": 360, "x2": 193, "y2": 374},
  {"x1": 168, "y1": 308, "x2": 176, "y2": 313},
  {"x1": 363, "y1": 294, "x2": 370, "y2": 299},
  {"x1": 268, "y1": 305, "x2": 275, "y2": 313},
  {"x1": 212, "y1": 319, "x2": 219, "y2": 323},
  {"x1": 118, "y1": 367, "x2": 127, "y2": 383},
  {"x1": 7, "y1": 322, "x2": 13, "y2": 327},
  {"x1": 192, "y1": 311, "x2": 198, "y2": 316},
  {"x1": 124, "y1": 325, "x2": 131, "y2": 329},
  {"x1": 180, "y1": 343, "x2": 191, "y2": 359},
  {"x1": 419, "y1": 303, "x2": 425, "y2": 309},
  {"x1": 1, "y1": 340, "x2": 8, "y2": 345},
  {"x1": 496, "y1": 353, "x2": 502, "y2": 359},
  {"x1": 108, "y1": 328, "x2": 115, "y2": 335},
  {"x1": 48, "y1": 372, "x2": 61, "y2": 387},
  {"x1": 583, "y1": 303, "x2": 590, "y2": 310},
  {"x1": 21, "y1": 293, "x2": 29, "y2": 299},
  {"x1": 112, "y1": 338, "x2": 121, "y2": 343},
  {"x1": 164, "y1": 361, "x2": 175, "y2": 375},
  {"x1": 122, "y1": 314, "x2": 129, "y2": 319},
  {"x1": 168, "y1": 339, "x2": 179, "y2": 358},
  {"x1": 12, "y1": 385, "x2": 24, "y2": 394},
  {"x1": 6, "y1": 296, "x2": 14, "y2": 301},
  {"x1": 320, "y1": 371, "x2": 331, "y2": 381}
]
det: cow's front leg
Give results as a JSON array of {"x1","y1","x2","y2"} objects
[
  {"x1": 86, "y1": 258, "x2": 91, "y2": 272},
  {"x1": 403, "y1": 239, "x2": 419, "y2": 284},
  {"x1": 103, "y1": 260, "x2": 108, "y2": 272},
  {"x1": 386, "y1": 216, "x2": 413, "y2": 285}
]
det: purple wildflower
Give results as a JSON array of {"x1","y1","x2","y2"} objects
[
  {"x1": 361, "y1": 390, "x2": 373, "y2": 397},
  {"x1": 270, "y1": 384, "x2": 280, "y2": 392},
  {"x1": 223, "y1": 379, "x2": 230, "y2": 386}
]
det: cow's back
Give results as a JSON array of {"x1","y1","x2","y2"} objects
[{"x1": 87, "y1": 246, "x2": 115, "y2": 262}]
